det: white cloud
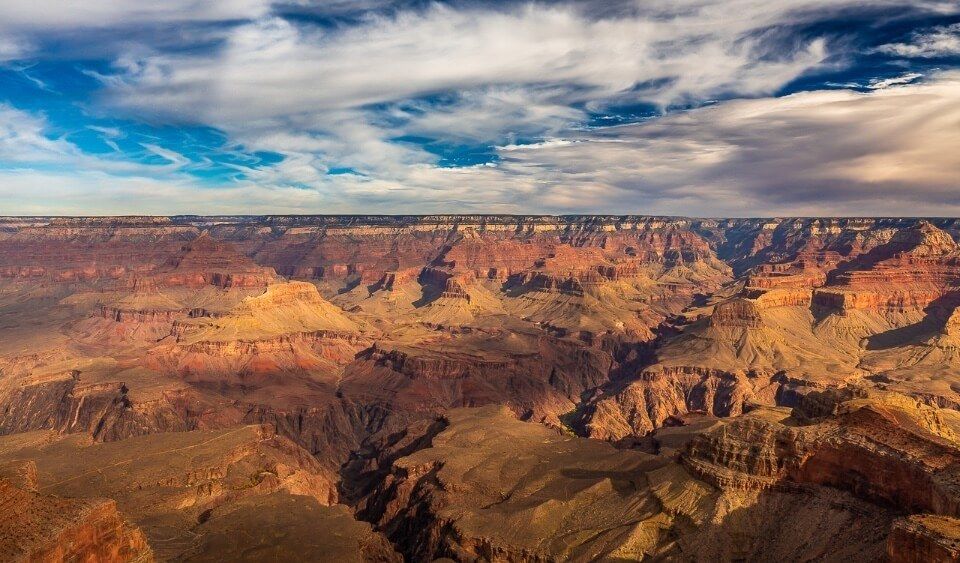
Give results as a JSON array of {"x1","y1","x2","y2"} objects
[
  {"x1": 141, "y1": 143, "x2": 191, "y2": 167},
  {"x1": 3, "y1": 73, "x2": 959, "y2": 216},
  {"x1": 490, "y1": 72, "x2": 960, "y2": 216},
  {"x1": 91, "y1": 1, "x2": 853, "y2": 202},
  {"x1": 0, "y1": 37, "x2": 29, "y2": 61},
  {"x1": 867, "y1": 72, "x2": 923, "y2": 89},
  {"x1": 105, "y1": 3, "x2": 837, "y2": 123},
  {"x1": 87, "y1": 125, "x2": 122, "y2": 137},
  {"x1": 385, "y1": 87, "x2": 586, "y2": 144},
  {"x1": 0, "y1": 105, "x2": 210, "y2": 185},
  {"x1": 0, "y1": 1, "x2": 270, "y2": 30},
  {"x1": 0, "y1": 168, "x2": 328, "y2": 215},
  {"x1": 0, "y1": 105, "x2": 84, "y2": 163},
  {"x1": 875, "y1": 23, "x2": 960, "y2": 58}
]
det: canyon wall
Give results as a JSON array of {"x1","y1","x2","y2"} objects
[{"x1": 2, "y1": 215, "x2": 960, "y2": 560}]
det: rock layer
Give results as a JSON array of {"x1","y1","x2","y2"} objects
[{"x1": 2, "y1": 215, "x2": 960, "y2": 560}]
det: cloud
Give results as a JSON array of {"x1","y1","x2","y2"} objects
[
  {"x1": 0, "y1": 104, "x2": 339, "y2": 215},
  {"x1": 491, "y1": 72, "x2": 960, "y2": 216},
  {"x1": 141, "y1": 143, "x2": 191, "y2": 167},
  {"x1": 104, "y1": 3, "x2": 837, "y2": 123},
  {"x1": 90, "y1": 0, "x2": 855, "y2": 200},
  {"x1": 1, "y1": 1, "x2": 958, "y2": 215},
  {"x1": 0, "y1": 168, "x2": 329, "y2": 215},
  {"x1": 0, "y1": 37, "x2": 29, "y2": 62},
  {"x1": 4, "y1": 73, "x2": 959, "y2": 216},
  {"x1": 380, "y1": 87, "x2": 586, "y2": 145},
  {"x1": 0, "y1": 1, "x2": 270, "y2": 30},
  {"x1": 0, "y1": 104, "x2": 228, "y2": 185},
  {"x1": 875, "y1": 23, "x2": 960, "y2": 58},
  {"x1": 0, "y1": 104, "x2": 84, "y2": 163},
  {"x1": 867, "y1": 72, "x2": 923, "y2": 89}
]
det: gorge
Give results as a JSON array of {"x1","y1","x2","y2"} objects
[{"x1": 2, "y1": 215, "x2": 960, "y2": 561}]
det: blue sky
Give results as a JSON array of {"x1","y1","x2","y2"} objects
[{"x1": 0, "y1": 1, "x2": 958, "y2": 215}]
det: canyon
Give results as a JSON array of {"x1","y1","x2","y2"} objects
[{"x1": 2, "y1": 215, "x2": 960, "y2": 561}]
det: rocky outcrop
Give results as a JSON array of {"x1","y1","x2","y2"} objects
[
  {"x1": 418, "y1": 267, "x2": 474, "y2": 301},
  {"x1": 352, "y1": 406, "x2": 896, "y2": 562},
  {"x1": 684, "y1": 392, "x2": 960, "y2": 516},
  {"x1": 511, "y1": 271, "x2": 585, "y2": 296},
  {"x1": 148, "y1": 282, "x2": 368, "y2": 380},
  {"x1": 815, "y1": 222, "x2": 960, "y2": 314},
  {"x1": 579, "y1": 366, "x2": 758, "y2": 441},
  {"x1": 172, "y1": 281, "x2": 358, "y2": 341},
  {"x1": 0, "y1": 425, "x2": 355, "y2": 561},
  {"x1": 888, "y1": 515, "x2": 960, "y2": 563},
  {"x1": 0, "y1": 376, "x2": 191, "y2": 442},
  {"x1": 745, "y1": 253, "x2": 833, "y2": 289},
  {"x1": 159, "y1": 232, "x2": 277, "y2": 289},
  {"x1": 709, "y1": 299, "x2": 764, "y2": 328},
  {"x1": 344, "y1": 333, "x2": 613, "y2": 427},
  {"x1": 0, "y1": 469, "x2": 152, "y2": 562},
  {"x1": 369, "y1": 269, "x2": 419, "y2": 293},
  {"x1": 577, "y1": 223, "x2": 957, "y2": 436}
]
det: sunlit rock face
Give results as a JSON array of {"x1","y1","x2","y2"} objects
[
  {"x1": 3, "y1": 215, "x2": 960, "y2": 561},
  {"x1": 0, "y1": 460, "x2": 153, "y2": 563}
]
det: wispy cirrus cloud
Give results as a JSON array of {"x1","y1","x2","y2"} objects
[
  {"x1": 0, "y1": 104, "x2": 85, "y2": 164},
  {"x1": 0, "y1": 1, "x2": 270, "y2": 30},
  {"x1": 104, "y1": 3, "x2": 834, "y2": 121},
  {"x1": 875, "y1": 23, "x2": 960, "y2": 58}
]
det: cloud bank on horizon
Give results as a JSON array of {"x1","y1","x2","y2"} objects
[{"x1": 0, "y1": 0, "x2": 958, "y2": 216}]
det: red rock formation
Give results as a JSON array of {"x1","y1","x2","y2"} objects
[
  {"x1": 684, "y1": 392, "x2": 960, "y2": 516},
  {"x1": 815, "y1": 222, "x2": 960, "y2": 314},
  {"x1": 152, "y1": 281, "x2": 367, "y2": 379},
  {"x1": 0, "y1": 470, "x2": 152, "y2": 562},
  {"x1": 159, "y1": 232, "x2": 277, "y2": 289},
  {"x1": 341, "y1": 331, "x2": 613, "y2": 428},
  {"x1": 0, "y1": 425, "x2": 380, "y2": 561},
  {"x1": 3, "y1": 215, "x2": 960, "y2": 560},
  {"x1": 888, "y1": 515, "x2": 960, "y2": 563},
  {"x1": 745, "y1": 251, "x2": 836, "y2": 289},
  {"x1": 580, "y1": 366, "x2": 757, "y2": 440},
  {"x1": 709, "y1": 299, "x2": 764, "y2": 328},
  {"x1": 0, "y1": 217, "x2": 195, "y2": 284},
  {"x1": 0, "y1": 375, "x2": 196, "y2": 442},
  {"x1": 350, "y1": 406, "x2": 896, "y2": 562}
]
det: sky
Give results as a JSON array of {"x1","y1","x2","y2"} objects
[{"x1": 0, "y1": 0, "x2": 958, "y2": 216}]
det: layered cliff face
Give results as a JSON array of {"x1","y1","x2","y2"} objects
[
  {"x1": 160, "y1": 232, "x2": 279, "y2": 289},
  {"x1": 339, "y1": 327, "x2": 613, "y2": 428},
  {"x1": 279, "y1": 217, "x2": 735, "y2": 347},
  {"x1": 888, "y1": 515, "x2": 960, "y2": 563},
  {"x1": 152, "y1": 281, "x2": 368, "y2": 380},
  {"x1": 0, "y1": 426, "x2": 398, "y2": 562},
  {"x1": 684, "y1": 390, "x2": 960, "y2": 505},
  {"x1": 0, "y1": 463, "x2": 152, "y2": 563},
  {"x1": 814, "y1": 221, "x2": 960, "y2": 315},
  {"x1": 577, "y1": 221, "x2": 960, "y2": 442},
  {"x1": 575, "y1": 287, "x2": 860, "y2": 441},
  {"x1": 348, "y1": 404, "x2": 917, "y2": 562},
  {"x1": 3, "y1": 215, "x2": 960, "y2": 560},
  {"x1": 0, "y1": 217, "x2": 195, "y2": 283}
]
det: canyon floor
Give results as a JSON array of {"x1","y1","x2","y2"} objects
[{"x1": 3, "y1": 215, "x2": 960, "y2": 561}]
